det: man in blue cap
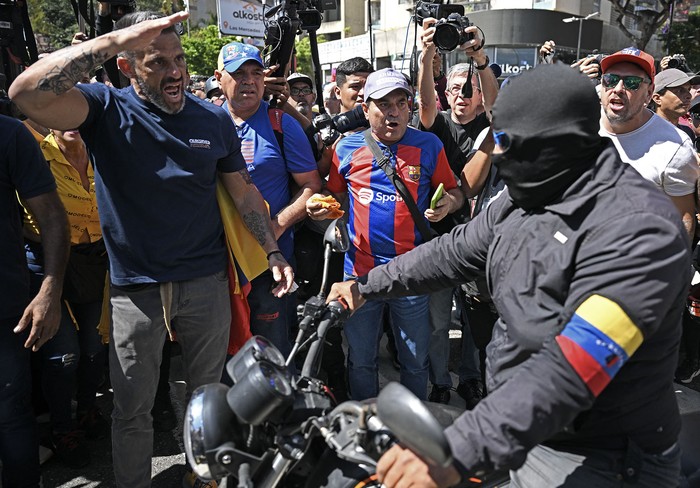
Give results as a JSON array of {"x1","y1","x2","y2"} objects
[{"x1": 215, "y1": 42, "x2": 321, "y2": 358}]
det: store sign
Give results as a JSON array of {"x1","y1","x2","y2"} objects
[
  {"x1": 499, "y1": 62, "x2": 533, "y2": 75},
  {"x1": 318, "y1": 34, "x2": 372, "y2": 65},
  {"x1": 217, "y1": 0, "x2": 265, "y2": 37}
]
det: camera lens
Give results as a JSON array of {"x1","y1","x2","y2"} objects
[
  {"x1": 667, "y1": 58, "x2": 679, "y2": 69},
  {"x1": 433, "y1": 23, "x2": 462, "y2": 52}
]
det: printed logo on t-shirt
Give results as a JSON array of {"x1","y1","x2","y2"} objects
[
  {"x1": 357, "y1": 188, "x2": 404, "y2": 205},
  {"x1": 408, "y1": 165, "x2": 421, "y2": 181},
  {"x1": 189, "y1": 138, "x2": 211, "y2": 149},
  {"x1": 358, "y1": 188, "x2": 374, "y2": 204}
]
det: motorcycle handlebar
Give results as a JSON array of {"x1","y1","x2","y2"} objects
[{"x1": 300, "y1": 300, "x2": 350, "y2": 378}]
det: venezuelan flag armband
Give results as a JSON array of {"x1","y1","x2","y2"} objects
[{"x1": 555, "y1": 295, "x2": 644, "y2": 397}]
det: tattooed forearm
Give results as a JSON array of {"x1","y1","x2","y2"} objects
[
  {"x1": 242, "y1": 211, "x2": 269, "y2": 246},
  {"x1": 237, "y1": 168, "x2": 254, "y2": 185},
  {"x1": 37, "y1": 48, "x2": 111, "y2": 95}
]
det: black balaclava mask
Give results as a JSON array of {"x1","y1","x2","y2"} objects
[{"x1": 490, "y1": 64, "x2": 604, "y2": 210}]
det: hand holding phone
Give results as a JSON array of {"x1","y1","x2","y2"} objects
[{"x1": 430, "y1": 183, "x2": 444, "y2": 210}]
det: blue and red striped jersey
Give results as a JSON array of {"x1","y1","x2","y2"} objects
[{"x1": 328, "y1": 128, "x2": 457, "y2": 276}]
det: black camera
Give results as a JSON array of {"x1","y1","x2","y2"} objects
[
  {"x1": 310, "y1": 105, "x2": 369, "y2": 146},
  {"x1": 100, "y1": 0, "x2": 136, "y2": 22},
  {"x1": 667, "y1": 54, "x2": 687, "y2": 71},
  {"x1": 415, "y1": 1, "x2": 473, "y2": 52}
]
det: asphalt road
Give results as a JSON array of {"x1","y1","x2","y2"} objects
[{"x1": 14, "y1": 328, "x2": 700, "y2": 487}]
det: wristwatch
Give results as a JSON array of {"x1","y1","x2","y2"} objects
[{"x1": 475, "y1": 55, "x2": 490, "y2": 71}]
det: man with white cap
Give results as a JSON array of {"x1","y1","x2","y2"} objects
[
  {"x1": 599, "y1": 47, "x2": 698, "y2": 239},
  {"x1": 306, "y1": 68, "x2": 463, "y2": 401},
  {"x1": 215, "y1": 42, "x2": 321, "y2": 358}
]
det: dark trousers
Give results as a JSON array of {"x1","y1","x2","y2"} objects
[{"x1": 0, "y1": 317, "x2": 41, "y2": 488}]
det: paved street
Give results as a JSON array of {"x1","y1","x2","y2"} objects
[{"x1": 12, "y1": 326, "x2": 700, "y2": 487}]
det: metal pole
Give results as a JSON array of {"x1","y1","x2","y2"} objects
[{"x1": 576, "y1": 18, "x2": 583, "y2": 59}]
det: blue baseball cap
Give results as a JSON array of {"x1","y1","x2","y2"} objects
[
  {"x1": 218, "y1": 42, "x2": 264, "y2": 73},
  {"x1": 363, "y1": 68, "x2": 413, "y2": 101}
]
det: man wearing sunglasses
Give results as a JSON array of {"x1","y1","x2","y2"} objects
[{"x1": 599, "y1": 47, "x2": 698, "y2": 239}]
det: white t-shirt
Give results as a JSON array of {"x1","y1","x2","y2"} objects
[{"x1": 600, "y1": 113, "x2": 698, "y2": 197}]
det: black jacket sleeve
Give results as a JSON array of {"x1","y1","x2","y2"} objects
[{"x1": 357, "y1": 196, "x2": 501, "y2": 298}]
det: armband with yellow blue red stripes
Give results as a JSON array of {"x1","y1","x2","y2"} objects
[{"x1": 555, "y1": 295, "x2": 644, "y2": 397}]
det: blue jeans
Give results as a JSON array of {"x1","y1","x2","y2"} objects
[
  {"x1": 248, "y1": 269, "x2": 298, "y2": 359},
  {"x1": 26, "y1": 241, "x2": 106, "y2": 433},
  {"x1": 510, "y1": 442, "x2": 681, "y2": 487},
  {"x1": 109, "y1": 271, "x2": 230, "y2": 488},
  {"x1": 0, "y1": 317, "x2": 40, "y2": 488},
  {"x1": 344, "y1": 292, "x2": 430, "y2": 401}
]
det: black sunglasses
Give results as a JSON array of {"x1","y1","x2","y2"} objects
[{"x1": 601, "y1": 73, "x2": 650, "y2": 91}]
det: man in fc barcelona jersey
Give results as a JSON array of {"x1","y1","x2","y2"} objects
[
  {"x1": 307, "y1": 68, "x2": 464, "y2": 401},
  {"x1": 330, "y1": 65, "x2": 690, "y2": 487}
]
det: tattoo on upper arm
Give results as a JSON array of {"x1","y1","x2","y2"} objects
[
  {"x1": 37, "y1": 48, "x2": 111, "y2": 95},
  {"x1": 242, "y1": 212, "x2": 268, "y2": 246}
]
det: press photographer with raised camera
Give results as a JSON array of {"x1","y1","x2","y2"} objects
[{"x1": 417, "y1": 14, "x2": 498, "y2": 408}]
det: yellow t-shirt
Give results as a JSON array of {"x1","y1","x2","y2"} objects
[{"x1": 24, "y1": 134, "x2": 101, "y2": 245}]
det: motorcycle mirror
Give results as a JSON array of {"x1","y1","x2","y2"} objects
[
  {"x1": 377, "y1": 382, "x2": 453, "y2": 467},
  {"x1": 318, "y1": 218, "x2": 349, "y2": 298},
  {"x1": 323, "y1": 218, "x2": 349, "y2": 253}
]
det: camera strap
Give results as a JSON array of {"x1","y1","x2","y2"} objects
[{"x1": 363, "y1": 129, "x2": 434, "y2": 242}]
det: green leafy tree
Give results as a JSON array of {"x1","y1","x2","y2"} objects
[
  {"x1": 181, "y1": 25, "x2": 240, "y2": 76},
  {"x1": 663, "y1": 12, "x2": 700, "y2": 71},
  {"x1": 294, "y1": 34, "x2": 326, "y2": 76},
  {"x1": 27, "y1": 0, "x2": 79, "y2": 50},
  {"x1": 27, "y1": 0, "x2": 177, "y2": 51}
]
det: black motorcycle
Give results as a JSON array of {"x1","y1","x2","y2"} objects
[
  {"x1": 182, "y1": 218, "x2": 700, "y2": 487},
  {"x1": 182, "y1": 219, "x2": 492, "y2": 487}
]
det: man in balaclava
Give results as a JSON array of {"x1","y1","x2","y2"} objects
[{"x1": 327, "y1": 64, "x2": 690, "y2": 487}]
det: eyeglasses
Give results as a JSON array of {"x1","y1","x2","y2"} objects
[
  {"x1": 290, "y1": 87, "x2": 313, "y2": 96},
  {"x1": 601, "y1": 73, "x2": 650, "y2": 91},
  {"x1": 448, "y1": 84, "x2": 480, "y2": 96}
]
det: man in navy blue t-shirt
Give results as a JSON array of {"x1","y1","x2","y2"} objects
[
  {"x1": 215, "y1": 42, "x2": 321, "y2": 357},
  {"x1": 10, "y1": 11, "x2": 293, "y2": 488},
  {"x1": 0, "y1": 115, "x2": 69, "y2": 487}
]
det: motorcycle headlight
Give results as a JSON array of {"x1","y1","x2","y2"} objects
[
  {"x1": 227, "y1": 360, "x2": 293, "y2": 425},
  {"x1": 184, "y1": 383, "x2": 242, "y2": 480},
  {"x1": 226, "y1": 335, "x2": 286, "y2": 383}
]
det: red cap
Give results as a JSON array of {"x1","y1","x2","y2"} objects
[{"x1": 601, "y1": 47, "x2": 655, "y2": 80}]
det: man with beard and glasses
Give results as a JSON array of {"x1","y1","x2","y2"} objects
[
  {"x1": 329, "y1": 64, "x2": 690, "y2": 488},
  {"x1": 599, "y1": 47, "x2": 698, "y2": 240},
  {"x1": 9, "y1": 11, "x2": 294, "y2": 488}
]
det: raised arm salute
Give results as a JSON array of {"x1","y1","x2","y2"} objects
[{"x1": 11, "y1": 11, "x2": 292, "y2": 488}]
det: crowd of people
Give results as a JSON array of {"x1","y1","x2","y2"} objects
[{"x1": 1, "y1": 7, "x2": 700, "y2": 488}]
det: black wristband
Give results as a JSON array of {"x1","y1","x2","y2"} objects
[
  {"x1": 266, "y1": 250, "x2": 283, "y2": 260},
  {"x1": 475, "y1": 55, "x2": 490, "y2": 71}
]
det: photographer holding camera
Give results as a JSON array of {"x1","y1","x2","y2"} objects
[{"x1": 417, "y1": 14, "x2": 498, "y2": 407}]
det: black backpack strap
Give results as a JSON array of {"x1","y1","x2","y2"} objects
[{"x1": 363, "y1": 129, "x2": 433, "y2": 242}]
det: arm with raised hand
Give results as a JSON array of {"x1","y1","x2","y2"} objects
[{"x1": 9, "y1": 12, "x2": 188, "y2": 130}]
